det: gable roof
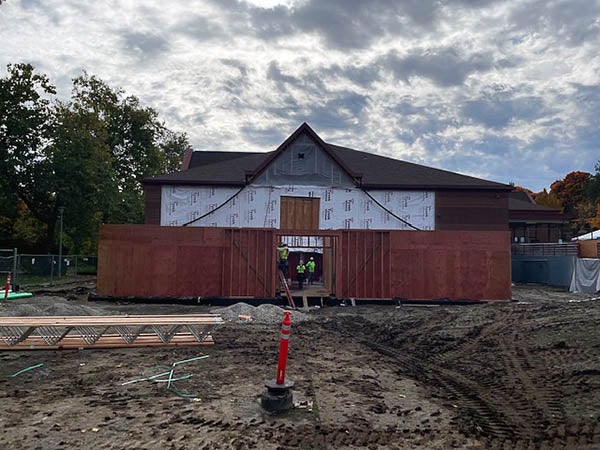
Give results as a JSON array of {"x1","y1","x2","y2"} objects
[
  {"x1": 246, "y1": 123, "x2": 361, "y2": 184},
  {"x1": 144, "y1": 123, "x2": 512, "y2": 191}
]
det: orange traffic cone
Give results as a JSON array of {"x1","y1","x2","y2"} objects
[{"x1": 4, "y1": 272, "x2": 11, "y2": 301}]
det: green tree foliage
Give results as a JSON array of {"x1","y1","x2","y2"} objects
[
  {"x1": 0, "y1": 63, "x2": 57, "y2": 250},
  {"x1": 0, "y1": 64, "x2": 189, "y2": 253}
]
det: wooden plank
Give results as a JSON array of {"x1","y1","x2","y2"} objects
[{"x1": 0, "y1": 315, "x2": 223, "y2": 326}]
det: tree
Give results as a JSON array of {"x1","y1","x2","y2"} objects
[
  {"x1": 0, "y1": 63, "x2": 57, "y2": 250},
  {"x1": 550, "y1": 171, "x2": 595, "y2": 234},
  {"x1": 531, "y1": 188, "x2": 562, "y2": 209},
  {"x1": 70, "y1": 73, "x2": 189, "y2": 225},
  {"x1": 0, "y1": 64, "x2": 189, "y2": 253},
  {"x1": 587, "y1": 161, "x2": 600, "y2": 230}
]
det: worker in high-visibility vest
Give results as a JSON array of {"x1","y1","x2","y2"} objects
[
  {"x1": 277, "y1": 243, "x2": 289, "y2": 275},
  {"x1": 296, "y1": 261, "x2": 306, "y2": 290},
  {"x1": 306, "y1": 257, "x2": 316, "y2": 285}
]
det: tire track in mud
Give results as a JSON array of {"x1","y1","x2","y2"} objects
[
  {"x1": 364, "y1": 340, "x2": 516, "y2": 439},
  {"x1": 328, "y1": 306, "x2": 599, "y2": 448}
]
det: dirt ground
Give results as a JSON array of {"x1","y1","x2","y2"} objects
[{"x1": 1, "y1": 284, "x2": 599, "y2": 450}]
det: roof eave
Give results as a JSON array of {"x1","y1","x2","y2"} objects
[
  {"x1": 361, "y1": 183, "x2": 513, "y2": 191},
  {"x1": 143, "y1": 179, "x2": 246, "y2": 187}
]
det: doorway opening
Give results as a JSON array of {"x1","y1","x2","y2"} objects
[{"x1": 276, "y1": 232, "x2": 337, "y2": 296}]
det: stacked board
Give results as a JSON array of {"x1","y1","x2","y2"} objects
[{"x1": 0, "y1": 314, "x2": 223, "y2": 350}]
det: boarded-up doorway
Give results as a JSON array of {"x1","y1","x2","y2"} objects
[{"x1": 280, "y1": 196, "x2": 320, "y2": 230}]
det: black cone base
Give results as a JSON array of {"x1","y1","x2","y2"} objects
[{"x1": 261, "y1": 379, "x2": 294, "y2": 413}]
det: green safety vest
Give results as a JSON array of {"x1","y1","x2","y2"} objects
[
  {"x1": 306, "y1": 261, "x2": 316, "y2": 272},
  {"x1": 296, "y1": 264, "x2": 306, "y2": 274},
  {"x1": 278, "y1": 247, "x2": 289, "y2": 260}
]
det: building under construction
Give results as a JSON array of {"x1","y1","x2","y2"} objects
[{"x1": 98, "y1": 123, "x2": 513, "y2": 302}]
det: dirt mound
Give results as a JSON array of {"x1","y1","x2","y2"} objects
[
  {"x1": 211, "y1": 302, "x2": 310, "y2": 324},
  {"x1": 0, "y1": 295, "x2": 110, "y2": 317}
]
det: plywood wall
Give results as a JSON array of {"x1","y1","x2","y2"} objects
[
  {"x1": 98, "y1": 225, "x2": 276, "y2": 297},
  {"x1": 98, "y1": 225, "x2": 511, "y2": 301}
]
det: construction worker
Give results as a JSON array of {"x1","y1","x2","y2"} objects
[
  {"x1": 306, "y1": 257, "x2": 316, "y2": 284},
  {"x1": 296, "y1": 260, "x2": 306, "y2": 290},
  {"x1": 277, "y1": 243, "x2": 289, "y2": 276}
]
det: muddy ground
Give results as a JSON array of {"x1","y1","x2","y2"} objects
[{"x1": 0, "y1": 284, "x2": 599, "y2": 450}]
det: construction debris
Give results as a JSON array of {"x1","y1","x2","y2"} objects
[{"x1": 121, "y1": 355, "x2": 210, "y2": 398}]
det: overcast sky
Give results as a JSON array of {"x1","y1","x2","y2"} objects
[{"x1": 2, "y1": 0, "x2": 600, "y2": 191}]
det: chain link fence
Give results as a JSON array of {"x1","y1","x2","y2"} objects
[{"x1": 1, "y1": 248, "x2": 97, "y2": 291}]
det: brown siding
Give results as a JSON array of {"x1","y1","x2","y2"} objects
[
  {"x1": 336, "y1": 230, "x2": 511, "y2": 301},
  {"x1": 388, "y1": 230, "x2": 511, "y2": 300},
  {"x1": 337, "y1": 231, "x2": 390, "y2": 299},
  {"x1": 98, "y1": 225, "x2": 276, "y2": 297},
  {"x1": 436, "y1": 190, "x2": 509, "y2": 231},
  {"x1": 98, "y1": 226, "x2": 511, "y2": 301},
  {"x1": 144, "y1": 185, "x2": 162, "y2": 225}
]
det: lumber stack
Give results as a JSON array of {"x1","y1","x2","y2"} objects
[{"x1": 0, "y1": 314, "x2": 223, "y2": 350}]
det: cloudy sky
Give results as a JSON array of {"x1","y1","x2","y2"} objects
[{"x1": 2, "y1": 0, "x2": 600, "y2": 191}]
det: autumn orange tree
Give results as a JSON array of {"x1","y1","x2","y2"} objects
[
  {"x1": 547, "y1": 171, "x2": 596, "y2": 233},
  {"x1": 588, "y1": 162, "x2": 600, "y2": 229}
]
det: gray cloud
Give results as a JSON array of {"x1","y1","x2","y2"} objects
[
  {"x1": 303, "y1": 92, "x2": 370, "y2": 130},
  {"x1": 121, "y1": 32, "x2": 170, "y2": 58},
  {"x1": 207, "y1": 0, "x2": 444, "y2": 49},
  {"x1": 509, "y1": 0, "x2": 600, "y2": 47},
  {"x1": 462, "y1": 94, "x2": 546, "y2": 129},
  {"x1": 266, "y1": 61, "x2": 300, "y2": 87},
  {"x1": 175, "y1": 14, "x2": 227, "y2": 41},
  {"x1": 382, "y1": 47, "x2": 495, "y2": 87},
  {"x1": 240, "y1": 125, "x2": 286, "y2": 147}
]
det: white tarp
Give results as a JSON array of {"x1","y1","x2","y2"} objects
[
  {"x1": 569, "y1": 258, "x2": 600, "y2": 293},
  {"x1": 161, "y1": 185, "x2": 435, "y2": 230},
  {"x1": 571, "y1": 231, "x2": 600, "y2": 241}
]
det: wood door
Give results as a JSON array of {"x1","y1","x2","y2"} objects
[{"x1": 280, "y1": 196, "x2": 320, "y2": 230}]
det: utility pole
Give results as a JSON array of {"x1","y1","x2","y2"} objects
[{"x1": 58, "y1": 207, "x2": 65, "y2": 278}]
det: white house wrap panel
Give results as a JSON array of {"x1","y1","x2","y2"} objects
[{"x1": 161, "y1": 185, "x2": 435, "y2": 230}]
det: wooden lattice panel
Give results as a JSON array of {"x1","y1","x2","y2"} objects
[{"x1": 0, "y1": 315, "x2": 223, "y2": 350}]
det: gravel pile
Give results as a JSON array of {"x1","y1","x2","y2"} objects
[
  {"x1": 211, "y1": 303, "x2": 310, "y2": 324},
  {"x1": 0, "y1": 296, "x2": 110, "y2": 317}
]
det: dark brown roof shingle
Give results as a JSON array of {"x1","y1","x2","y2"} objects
[{"x1": 144, "y1": 125, "x2": 512, "y2": 191}]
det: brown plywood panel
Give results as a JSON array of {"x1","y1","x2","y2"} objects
[
  {"x1": 388, "y1": 230, "x2": 511, "y2": 300},
  {"x1": 280, "y1": 196, "x2": 320, "y2": 230},
  {"x1": 98, "y1": 225, "x2": 274, "y2": 298},
  {"x1": 98, "y1": 225, "x2": 509, "y2": 300},
  {"x1": 579, "y1": 240, "x2": 600, "y2": 258},
  {"x1": 338, "y1": 231, "x2": 391, "y2": 298}
]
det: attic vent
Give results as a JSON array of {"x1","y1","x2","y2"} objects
[{"x1": 298, "y1": 152, "x2": 305, "y2": 159}]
